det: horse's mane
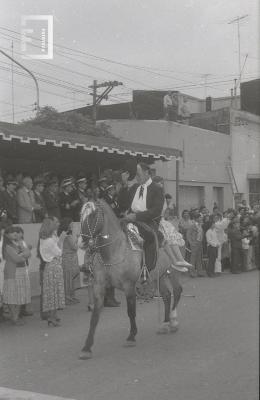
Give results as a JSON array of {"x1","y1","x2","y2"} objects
[{"x1": 98, "y1": 199, "x2": 121, "y2": 230}]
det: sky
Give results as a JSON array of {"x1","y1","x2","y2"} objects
[{"x1": 0, "y1": 0, "x2": 259, "y2": 122}]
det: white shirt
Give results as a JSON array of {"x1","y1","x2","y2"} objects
[
  {"x1": 163, "y1": 94, "x2": 173, "y2": 108},
  {"x1": 131, "y1": 178, "x2": 152, "y2": 213},
  {"x1": 206, "y1": 228, "x2": 220, "y2": 248},
  {"x1": 40, "y1": 235, "x2": 62, "y2": 262},
  {"x1": 215, "y1": 218, "x2": 229, "y2": 244},
  {"x1": 242, "y1": 238, "x2": 250, "y2": 250}
]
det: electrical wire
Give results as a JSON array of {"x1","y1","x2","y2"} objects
[
  {"x1": 1, "y1": 30, "x2": 259, "y2": 95},
  {"x1": 0, "y1": 63, "x2": 91, "y2": 95},
  {"x1": 2, "y1": 25, "x2": 257, "y2": 87},
  {"x1": 0, "y1": 76, "x2": 88, "y2": 103}
]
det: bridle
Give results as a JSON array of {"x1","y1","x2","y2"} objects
[
  {"x1": 80, "y1": 201, "x2": 108, "y2": 248},
  {"x1": 80, "y1": 201, "x2": 127, "y2": 266}
]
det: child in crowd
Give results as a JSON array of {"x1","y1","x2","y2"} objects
[
  {"x1": 2, "y1": 226, "x2": 31, "y2": 325},
  {"x1": 58, "y1": 217, "x2": 80, "y2": 305},
  {"x1": 15, "y1": 226, "x2": 33, "y2": 317}
]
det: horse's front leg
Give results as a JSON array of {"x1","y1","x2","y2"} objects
[
  {"x1": 79, "y1": 280, "x2": 105, "y2": 360},
  {"x1": 124, "y1": 285, "x2": 137, "y2": 346}
]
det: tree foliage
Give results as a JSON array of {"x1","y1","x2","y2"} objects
[{"x1": 21, "y1": 106, "x2": 113, "y2": 137}]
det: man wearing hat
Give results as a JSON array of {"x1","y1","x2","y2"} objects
[
  {"x1": 98, "y1": 176, "x2": 108, "y2": 199},
  {"x1": 17, "y1": 176, "x2": 38, "y2": 223},
  {"x1": 3, "y1": 179, "x2": 18, "y2": 224},
  {"x1": 33, "y1": 178, "x2": 48, "y2": 223},
  {"x1": 118, "y1": 160, "x2": 165, "y2": 270},
  {"x1": 59, "y1": 178, "x2": 80, "y2": 219},
  {"x1": 43, "y1": 178, "x2": 61, "y2": 219}
]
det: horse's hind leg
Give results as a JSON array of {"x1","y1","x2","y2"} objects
[
  {"x1": 157, "y1": 277, "x2": 171, "y2": 334},
  {"x1": 124, "y1": 285, "x2": 137, "y2": 346},
  {"x1": 169, "y1": 272, "x2": 182, "y2": 332},
  {"x1": 79, "y1": 282, "x2": 105, "y2": 359}
]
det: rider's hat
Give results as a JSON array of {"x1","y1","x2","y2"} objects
[{"x1": 121, "y1": 159, "x2": 137, "y2": 181}]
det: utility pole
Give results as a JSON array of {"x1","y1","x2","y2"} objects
[
  {"x1": 202, "y1": 73, "x2": 211, "y2": 98},
  {"x1": 0, "y1": 49, "x2": 40, "y2": 112},
  {"x1": 11, "y1": 41, "x2": 15, "y2": 123},
  {"x1": 89, "y1": 80, "x2": 123, "y2": 123},
  {"x1": 92, "y1": 80, "x2": 97, "y2": 122},
  {"x1": 228, "y1": 14, "x2": 249, "y2": 82}
]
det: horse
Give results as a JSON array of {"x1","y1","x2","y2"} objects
[{"x1": 79, "y1": 199, "x2": 183, "y2": 360}]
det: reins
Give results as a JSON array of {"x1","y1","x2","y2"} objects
[{"x1": 80, "y1": 202, "x2": 128, "y2": 267}]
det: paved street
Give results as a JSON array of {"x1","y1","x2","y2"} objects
[{"x1": 0, "y1": 271, "x2": 258, "y2": 400}]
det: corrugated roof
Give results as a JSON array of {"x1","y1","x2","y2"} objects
[{"x1": 0, "y1": 121, "x2": 181, "y2": 160}]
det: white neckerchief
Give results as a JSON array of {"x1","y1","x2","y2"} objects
[{"x1": 131, "y1": 178, "x2": 152, "y2": 213}]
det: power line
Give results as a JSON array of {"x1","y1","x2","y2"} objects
[
  {"x1": 0, "y1": 26, "x2": 199, "y2": 84},
  {"x1": 0, "y1": 26, "x2": 221, "y2": 88},
  {"x1": 0, "y1": 63, "x2": 91, "y2": 95},
  {"x1": 0, "y1": 25, "x2": 259, "y2": 97},
  {"x1": 0, "y1": 100, "x2": 33, "y2": 109},
  {"x1": 1, "y1": 29, "x2": 259, "y2": 95},
  {"x1": 0, "y1": 30, "x2": 154, "y2": 89},
  {"x1": 0, "y1": 58, "x2": 92, "y2": 93},
  {"x1": 0, "y1": 76, "x2": 88, "y2": 103},
  {"x1": 0, "y1": 109, "x2": 32, "y2": 119}
]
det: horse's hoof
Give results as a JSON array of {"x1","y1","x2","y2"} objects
[
  {"x1": 157, "y1": 323, "x2": 170, "y2": 334},
  {"x1": 169, "y1": 320, "x2": 179, "y2": 333},
  {"x1": 79, "y1": 351, "x2": 92, "y2": 360},
  {"x1": 123, "y1": 340, "x2": 136, "y2": 347}
]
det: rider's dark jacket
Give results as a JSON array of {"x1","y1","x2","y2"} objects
[{"x1": 118, "y1": 182, "x2": 164, "y2": 226}]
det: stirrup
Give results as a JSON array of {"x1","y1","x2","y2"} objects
[{"x1": 135, "y1": 252, "x2": 155, "y2": 300}]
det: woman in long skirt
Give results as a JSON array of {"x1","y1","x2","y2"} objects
[
  {"x1": 58, "y1": 217, "x2": 80, "y2": 305},
  {"x1": 2, "y1": 226, "x2": 31, "y2": 325},
  {"x1": 39, "y1": 217, "x2": 66, "y2": 327}
]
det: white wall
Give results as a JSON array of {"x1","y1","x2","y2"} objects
[
  {"x1": 103, "y1": 119, "x2": 233, "y2": 211},
  {"x1": 231, "y1": 109, "x2": 260, "y2": 200}
]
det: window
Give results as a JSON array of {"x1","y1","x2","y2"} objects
[{"x1": 249, "y1": 179, "x2": 260, "y2": 205}]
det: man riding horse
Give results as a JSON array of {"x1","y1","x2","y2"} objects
[
  {"x1": 118, "y1": 161, "x2": 164, "y2": 271},
  {"x1": 79, "y1": 160, "x2": 184, "y2": 359}
]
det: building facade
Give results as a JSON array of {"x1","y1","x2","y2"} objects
[
  {"x1": 103, "y1": 119, "x2": 233, "y2": 213},
  {"x1": 230, "y1": 109, "x2": 260, "y2": 205}
]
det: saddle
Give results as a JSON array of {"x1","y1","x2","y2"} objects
[{"x1": 126, "y1": 221, "x2": 159, "y2": 271}]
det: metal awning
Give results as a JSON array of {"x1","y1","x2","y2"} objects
[{"x1": 0, "y1": 121, "x2": 182, "y2": 161}]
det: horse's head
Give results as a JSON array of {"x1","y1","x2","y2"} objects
[{"x1": 80, "y1": 201, "x2": 106, "y2": 249}]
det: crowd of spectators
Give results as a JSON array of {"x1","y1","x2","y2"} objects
[
  {"x1": 177, "y1": 203, "x2": 260, "y2": 277},
  {"x1": 0, "y1": 167, "x2": 259, "y2": 326},
  {"x1": 0, "y1": 170, "x2": 121, "y2": 227}
]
